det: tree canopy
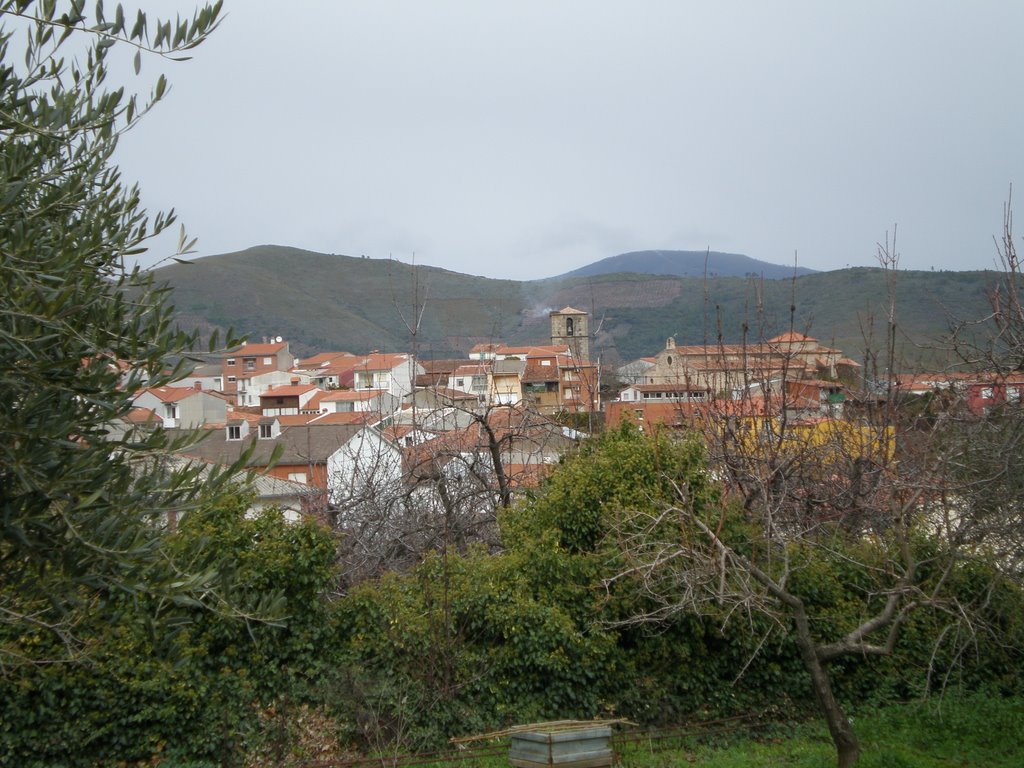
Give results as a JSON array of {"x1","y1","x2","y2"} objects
[{"x1": 0, "y1": 0, "x2": 243, "y2": 666}]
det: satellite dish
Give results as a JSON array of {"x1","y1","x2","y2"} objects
[{"x1": 275, "y1": 336, "x2": 283, "y2": 343}]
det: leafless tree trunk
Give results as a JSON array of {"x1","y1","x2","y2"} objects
[{"x1": 601, "y1": 230, "x2": 1024, "y2": 767}]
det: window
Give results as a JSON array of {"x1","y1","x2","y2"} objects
[
  {"x1": 563, "y1": 387, "x2": 574, "y2": 399},
  {"x1": 1010, "y1": 387, "x2": 1022, "y2": 404},
  {"x1": 263, "y1": 357, "x2": 273, "y2": 365},
  {"x1": 981, "y1": 387, "x2": 994, "y2": 400},
  {"x1": 566, "y1": 317, "x2": 574, "y2": 336},
  {"x1": 226, "y1": 358, "x2": 235, "y2": 366},
  {"x1": 259, "y1": 423, "x2": 273, "y2": 439},
  {"x1": 287, "y1": 472, "x2": 307, "y2": 483},
  {"x1": 164, "y1": 404, "x2": 177, "y2": 419},
  {"x1": 455, "y1": 378, "x2": 464, "y2": 388},
  {"x1": 227, "y1": 425, "x2": 241, "y2": 440},
  {"x1": 243, "y1": 358, "x2": 256, "y2": 371},
  {"x1": 227, "y1": 375, "x2": 237, "y2": 383}
]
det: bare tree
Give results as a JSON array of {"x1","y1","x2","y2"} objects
[
  {"x1": 329, "y1": 401, "x2": 575, "y2": 588},
  {"x1": 600, "y1": 230, "x2": 1023, "y2": 767}
]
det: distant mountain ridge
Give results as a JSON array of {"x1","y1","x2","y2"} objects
[
  {"x1": 559, "y1": 249, "x2": 818, "y2": 280},
  {"x1": 154, "y1": 245, "x2": 995, "y2": 369}
]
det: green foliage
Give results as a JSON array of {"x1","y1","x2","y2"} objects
[
  {"x1": 0, "y1": 496, "x2": 342, "y2": 766},
  {"x1": 335, "y1": 548, "x2": 620, "y2": 751},
  {"x1": 507, "y1": 421, "x2": 716, "y2": 554},
  {"x1": 0, "y1": 0, "x2": 236, "y2": 665}
]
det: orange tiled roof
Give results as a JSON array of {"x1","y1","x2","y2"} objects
[
  {"x1": 353, "y1": 352, "x2": 411, "y2": 370},
  {"x1": 452, "y1": 362, "x2": 491, "y2": 377},
  {"x1": 259, "y1": 383, "x2": 320, "y2": 398},
  {"x1": 125, "y1": 407, "x2": 159, "y2": 424},
  {"x1": 226, "y1": 409, "x2": 263, "y2": 425},
  {"x1": 522, "y1": 362, "x2": 558, "y2": 383},
  {"x1": 295, "y1": 352, "x2": 353, "y2": 368},
  {"x1": 232, "y1": 341, "x2": 287, "y2": 355},
  {"x1": 275, "y1": 413, "x2": 321, "y2": 426},
  {"x1": 768, "y1": 332, "x2": 817, "y2": 343},
  {"x1": 140, "y1": 385, "x2": 202, "y2": 403}
]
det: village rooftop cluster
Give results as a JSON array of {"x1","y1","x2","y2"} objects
[{"x1": 112, "y1": 305, "x2": 1024, "y2": 523}]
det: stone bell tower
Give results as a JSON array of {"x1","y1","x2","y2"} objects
[{"x1": 550, "y1": 306, "x2": 590, "y2": 361}]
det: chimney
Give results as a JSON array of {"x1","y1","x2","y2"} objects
[
  {"x1": 291, "y1": 377, "x2": 300, "y2": 385},
  {"x1": 194, "y1": 381, "x2": 202, "y2": 391}
]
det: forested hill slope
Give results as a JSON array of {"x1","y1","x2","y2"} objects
[
  {"x1": 558, "y1": 249, "x2": 818, "y2": 279},
  {"x1": 155, "y1": 245, "x2": 997, "y2": 367}
]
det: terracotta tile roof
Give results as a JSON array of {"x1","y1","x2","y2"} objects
[
  {"x1": 259, "y1": 383, "x2": 320, "y2": 398},
  {"x1": 418, "y1": 359, "x2": 465, "y2": 373},
  {"x1": 768, "y1": 332, "x2": 816, "y2": 343},
  {"x1": 275, "y1": 413, "x2": 321, "y2": 426},
  {"x1": 141, "y1": 385, "x2": 202, "y2": 403},
  {"x1": 295, "y1": 352, "x2": 354, "y2": 368},
  {"x1": 452, "y1": 363, "x2": 491, "y2": 377},
  {"x1": 503, "y1": 462, "x2": 552, "y2": 488},
  {"x1": 231, "y1": 341, "x2": 288, "y2": 355},
  {"x1": 226, "y1": 409, "x2": 263, "y2": 425},
  {"x1": 522, "y1": 362, "x2": 558, "y2": 383},
  {"x1": 352, "y1": 352, "x2": 412, "y2": 370},
  {"x1": 380, "y1": 424, "x2": 417, "y2": 442},
  {"x1": 608, "y1": 395, "x2": 778, "y2": 429},
  {"x1": 125, "y1": 407, "x2": 159, "y2": 424}
]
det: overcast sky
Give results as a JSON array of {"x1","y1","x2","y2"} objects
[{"x1": 114, "y1": 1, "x2": 1024, "y2": 280}]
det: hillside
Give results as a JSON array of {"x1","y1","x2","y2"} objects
[
  {"x1": 558, "y1": 249, "x2": 818, "y2": 279},
  {"x1": 156, "y1": 246, "x2": 998, "y2": 368}
]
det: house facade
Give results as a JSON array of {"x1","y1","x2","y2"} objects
[
  {"x1": 349, "y1": 353, "x2": 424, "y2": 399},
  {"x1": 133, "y1": 385, "x2": 228, "y2": 429},
  {"x1": 222, "y1": 340, "x2": 294, "y2": 402}
]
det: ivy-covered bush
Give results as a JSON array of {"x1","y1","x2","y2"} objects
[
  {"x1": 332, "y1": 423, "x2": 1024, "y2": 751},
  {"x1": 0, "y1": 497, "x2": 340, "y2": 767}
]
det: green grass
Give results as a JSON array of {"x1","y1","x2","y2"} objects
[
  {"x1": 403, "y1": 695, "x2": 1022, "y2": 768},
  {"x1": 616, "y1": 694, "x2": 1024, "y2": 767}
]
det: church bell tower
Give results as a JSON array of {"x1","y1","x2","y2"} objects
[{"x1": 550, "y1": 306, "x2": 590, "y2": 361}]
